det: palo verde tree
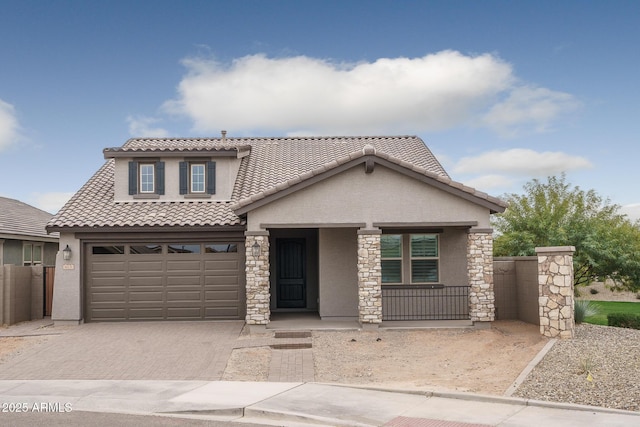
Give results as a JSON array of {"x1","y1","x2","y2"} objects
[{"x1": 493, "y1": 174, "x2": 640, "y2": 291}]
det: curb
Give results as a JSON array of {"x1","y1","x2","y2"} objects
[{"x1": 503, "y1": 338, "x2": 557, "y2": 396}]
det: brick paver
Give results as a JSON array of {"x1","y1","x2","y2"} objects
[
  {"x1": 0, "y1": 321, "x2": 244, "y2": 380},
  {"x1": 268, "y1": 348, "x2": 314, "y2": 382}
]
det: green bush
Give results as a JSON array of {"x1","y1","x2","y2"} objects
[
  {"x1": 607, "y1": 313, "x2": 640, "y2": 330},
  {"x1": 575, "y1": 300, "x2": 599, "y2": 324},
  {"x1": 589, "y1": 288, "x2": 599, "y2": 294}
]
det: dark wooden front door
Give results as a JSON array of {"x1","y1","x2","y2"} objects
[{"x1": 276, "y1": 238, "x2": 306, "y2": 308}]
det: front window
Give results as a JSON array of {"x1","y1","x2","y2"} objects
[
  {"x1": 23, "y1": 243, "x2": 43, "y2": 266},
  {"x1": 190, "y1": 164, "x2": 206, "y2": 193},
  {"x1": 139, "y1": 164, "x2": 155, "y2": 193},
  {"x1": 381, "y1": 234, "x2": 439, "y2": 284}
]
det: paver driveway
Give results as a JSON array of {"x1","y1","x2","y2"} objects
[{"x1": 0, "y1": 321, "x2": 244, "y2": 380}]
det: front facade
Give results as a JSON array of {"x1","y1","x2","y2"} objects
[{"x1": 47, "y1": 136, "x2": 506, "y2": 327}]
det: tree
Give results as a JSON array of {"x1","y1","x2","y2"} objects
[{"x1": 493, "y1": 174, "x2": 640, "y2": 291}]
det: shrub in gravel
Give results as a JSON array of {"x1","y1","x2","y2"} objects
[
  {"x1": 607, "y1": 313, "x2": 640, "y2": 330},
  {"x1": 589, "y1": 288, "x2": 599, "y2": 294},
  {"x1": 575, "y1": 300, "x2": 599, "y2": 324}
]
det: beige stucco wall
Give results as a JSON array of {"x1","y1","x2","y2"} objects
[
  {"x1": 318, "y1": 228, "x2": 358, "y2": 319},
  {"x1": 246, "y1": 165, "x2": 492, "y2": 231},
  {"x1": 113, "y1": 156, "x2": 241, "y2": 202},
  {"x1": 439, "y1": 229, "x2": 470, "y2": 285},
  {"x1": 51, "y1": 233, "x2": 83, "y2": 324}
]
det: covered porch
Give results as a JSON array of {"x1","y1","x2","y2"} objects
[{"x1": 244, "y1": 224, "x2": 495, "y2": 330}]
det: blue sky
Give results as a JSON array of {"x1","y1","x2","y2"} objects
[{"x1": 1, "y1": 0, "x2": 639, "y2": 220}]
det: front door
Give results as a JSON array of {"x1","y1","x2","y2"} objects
[{"x1": 276, "y1": 238, "x2": 306, "y2": 308}]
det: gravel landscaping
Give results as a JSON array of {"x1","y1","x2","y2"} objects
[{"x1": 514, "y1": 324, "x2": 640, "y2": 412}]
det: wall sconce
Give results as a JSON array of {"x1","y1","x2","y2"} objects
[
  {"x1": 251, "y1": 241, "x2": 261, "y2": 257},
  {"x1": 62, "y1": 244, "x2": 72, "y2": 261}
]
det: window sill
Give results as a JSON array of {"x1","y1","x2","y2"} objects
[
  {"x1": 133, "y1": 194, "x2": 160, "y2": 199},
  {"x1": 184, "y1": 194, "x2": 212, "y2": 199}
]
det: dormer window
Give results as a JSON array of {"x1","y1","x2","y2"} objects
[
  {"x1": 128, "y1": 161, "x2": 165, "y2": 196},
  {"x1": 180, "y1": 161, "x2": 216, "y2": 195}
]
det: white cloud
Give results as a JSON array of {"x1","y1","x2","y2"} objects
[
  {"x1": 30, "y1": 192, "x2": 75, "y2": 214},
  {"x1": 482, "y1": 86, "x2": 581, "y2": 137},
  {"x1": 453, "y1": 148, "x2": 592, "y2": 176},
  {"x1": 127, "y1": 115, "x2": 169, "y2": 137},
  {"x1": 0, "y1": 99, "x2": 20, "y2": 151},
  {"x1": 620, "y1": 203, "x2": 640, "y2": 223},
  {"x1": 462, "y1": 174, "x2": 514, "y2": 190},
  {"x1": 162, "y1": 51, "x2": 579, "y2": 136}
]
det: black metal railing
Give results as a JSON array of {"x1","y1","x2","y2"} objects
[{"x1": 381, "y1": 285, "x2": 469, "y2": 321}]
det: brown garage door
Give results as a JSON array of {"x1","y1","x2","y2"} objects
[{"x1": 86, "y1": 242, "x2": 244, "y2": 321}]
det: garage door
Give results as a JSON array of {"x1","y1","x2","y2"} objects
[{"x1": 85, "y1": 242, "x2": 244, "y2": 321}]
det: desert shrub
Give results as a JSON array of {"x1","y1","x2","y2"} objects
[
  {"x1": 607, "y1": 313, "x2": 640, "y2": 330},
  {"x1": 575, "y1": 300, "x2": 599, "y2": 324},
  {"x1": 590, "y1": 288, "x2": 599, "y2": 294}
]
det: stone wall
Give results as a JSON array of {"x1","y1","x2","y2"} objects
[
  {"x1": 357, "y1": 230, "x2": 382, "y2": 325},
  {"x1": 245, "y1": 233, "x2": 270, "y2": 325},
  {"x1": 467, "y1": 231, "x2": 495, "y2": 322},
  {"x1": 537, "y1": 246, "x2": 575, "y2": 338}
]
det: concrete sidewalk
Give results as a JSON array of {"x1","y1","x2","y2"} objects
[{"x1": 0, "y1": 380, "x2": 638, "y2": 426}]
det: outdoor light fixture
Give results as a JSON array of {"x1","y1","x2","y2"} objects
[
  {"x1": 62, "y1": 245, "x2": 72, "y2": 261},
  {"x1": 251, "y1": 241, "x2": 261, "y2": 257}
]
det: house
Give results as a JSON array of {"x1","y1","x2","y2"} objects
[
  {"x1": 0, "y1": 197, "x2": 58, "y2": 267},
  {"x1": 46, "y1": 135, "x2": 506, "y2": 328}
]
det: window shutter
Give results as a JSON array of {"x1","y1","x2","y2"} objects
[
  {"x1": 156, "y1": 161, "x2": 165, "y2": 195},
  {"x1": 128, "y1": 161, "x2": 138, "y2": 195},
  {"x1": 206, "y1": 161, "x2": 216, "y2": 194},
  {"x1": 179, "y1": 162, "x2": 188, "y2": 194}
]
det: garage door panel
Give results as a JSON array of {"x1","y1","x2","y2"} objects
[
  {"x1": 90, "y1": 292, "x2": 126, "y2": 303},
  {"x1": 86, "y1": 241, "x2": 243, "y2": 322},
  {"x1": 129, "y1": 291, "x2": 164, "y2": 302},
  {"x1": 129, "y1": 260, "x2": 163, "y2": 271}
]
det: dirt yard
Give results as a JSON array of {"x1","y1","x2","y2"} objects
[{"x1": 312, "y1": 321, "x2": 547, "y2": 395}]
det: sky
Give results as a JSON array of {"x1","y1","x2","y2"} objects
[{"x1": 1, "y1": 0, "x2": 639, "y2": 221}]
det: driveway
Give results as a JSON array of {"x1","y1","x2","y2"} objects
[{"x1": 0, "y1": 321, "x2": 244, "y2": 380}]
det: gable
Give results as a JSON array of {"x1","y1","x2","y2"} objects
[{"x1": 245, "y1": 162, "x2": 495, "y2": 231}]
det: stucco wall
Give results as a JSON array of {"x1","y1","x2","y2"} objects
[
  {"x1": 113, "y1": 156, "x2": 241, "y2": 202},
  {"x1": 493, "y1": 256, "x2": 539, "y2": 324},
  {"x1": 246, "y1": 165, "x2": 491, "y2": 231},
  {"x1": 440, "y1": 229, "x2": 469, "y2": 285},
  {"x1": 3, "y1": 239, "x2": 23, "y2": 265},
  {"x1": 51, "y1": 233, "x2": 82, "y2": 324},
  {"x1": 318, "y1": 228, "x2": 358, "y2": 319}
]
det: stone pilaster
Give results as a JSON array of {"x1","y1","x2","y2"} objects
[
  {"x1": 537, "y1": 246, "x2": 575, "y2": 339},
  {"x1": 468, "y1": 230, "x2": 495, "y2": 323},
  {"x1": 245, "y1": 232, "x2": 270, "y2": 325},
  {"x1": 357, "y1": 229, "x2": 382, "y2": 326}
]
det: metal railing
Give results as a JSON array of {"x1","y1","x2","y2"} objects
[{"x1": 381, "y1": 285, "x2": 469, "y2": 321}]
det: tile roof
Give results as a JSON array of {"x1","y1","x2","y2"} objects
[
  {"x1": 48, "y1": 135, "x2": 504, "y2": 230},
  {"x1": 0, "y1": 196, "x2": 58, "y2": 239},
  {"x1": 47, "y1": 160, "x2": 243, "y2": 229}
]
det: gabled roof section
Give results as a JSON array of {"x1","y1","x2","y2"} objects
[
  {"x1": 0, "y1": 196, "x2": 58, "y2": 240},
  {"x1": 232, "y1": 144, "x2": 507, "y2": 215},
  {"x1": 47, "y1": 160, "x2": 243, "y2": 231},
  {"x1": 103, "y1": 138, "x2": 251, "y2": 158}
]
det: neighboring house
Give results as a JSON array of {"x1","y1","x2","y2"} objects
[
  {"x1": 0, "y1": 197, "x2": 58, "y2": 267},
  {"x1": 46, "y1": 135, "x2": 506, "y2": 328}
]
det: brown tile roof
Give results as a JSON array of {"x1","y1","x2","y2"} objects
[
  {"x1": 48, "y1": 135, "x2": 504, "y2": 230},
  {"x1": 0, "y1": 196, "x2": 58, "y2": 239}
]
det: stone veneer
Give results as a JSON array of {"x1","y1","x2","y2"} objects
[
  {"x1": 468, "y1": 231, "x2": 495, "y2": 322},
  {"x1": 245, "y1": 233, "x2": 270, "y2": 325},
  {"x1": 537, "y1": 246, "x2": 575, "y2": 339},
  {"x1": 357, "y1": 230, "x2": 382, "y2": 325}
]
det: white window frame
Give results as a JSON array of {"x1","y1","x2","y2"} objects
[
  {"x1": 409, "y1": 234, "x2": 439, "y2": 284},
  {"x1": 23, "y1": 242, "x2": 43, "y2": 266},
  {"x1": 139, "y1": 163, "x2": 155, "y2": 193},
  {"x1": 190, "y1": 163, "x2": 206, "y2": 193}
]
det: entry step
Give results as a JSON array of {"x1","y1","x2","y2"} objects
[{"x1": 274, "y1": 330, "x2": 312, "y2": 339}]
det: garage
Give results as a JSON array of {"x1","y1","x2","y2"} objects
[{"x1": 85, "y1": 241, "x2": 245, "y2": 322}]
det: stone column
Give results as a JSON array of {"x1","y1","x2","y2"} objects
[
  {"x1": 468, "y1": 230, "x2": 495, "y2": 324},
  {"x1": 537, "y1": 246, "x2": 575, "y2": 339},
  {"x1": 357, "y1": 229, "x2": 382, "y2": 327},
  {"x1": 245, "y1": 232, "x2": 270, "y2": 327}
]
